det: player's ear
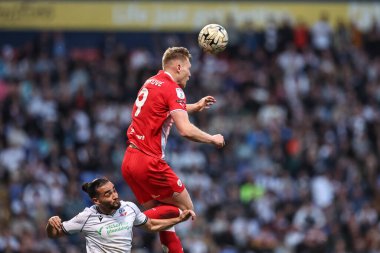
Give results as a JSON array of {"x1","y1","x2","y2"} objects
[
  {"x1": 177, "y1": 64, "x2": 181, "y2": 73},
  {"x1": 92, "y1": 197, "x2": 100, "y2": 205}
]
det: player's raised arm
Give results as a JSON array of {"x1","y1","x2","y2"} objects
[
  {"x1": 187, "y1": 96, "x2": 216, "y2": 113},
  {"x1": 46, "y1": 216, "x2": 65, "y2": 238},
  {"x1": 142, "y1": 210, "x2": 196, "y2": 232},
  {"x1": 171, "y1": 110, "x2": 225, "y2": 148}
]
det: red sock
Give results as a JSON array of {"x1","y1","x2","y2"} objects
[
  {"x1": 144, "y1": 205, "x2": 183, "y2": 252},
  {"x1": 143, "y1": 205, "x2": 180, "y2": 219},
  {"x1": 159, "y1": 230, "x2": 183, "y2": 253}
]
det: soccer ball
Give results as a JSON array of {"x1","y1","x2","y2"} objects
[{"x1": 198, "y1": 24, "x2": 228, "y2": 54}]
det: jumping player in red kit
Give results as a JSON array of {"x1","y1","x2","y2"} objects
[{"x1": 121, "y1": 47, "x2": 225, "y2": 252}]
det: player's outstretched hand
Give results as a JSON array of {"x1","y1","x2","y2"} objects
[
  {"x1": 212, "y1": 134, "x2": 225, "y2": 149},
  {"x1": 197, "y1": 96, "x2": 216, "y2": 111},
  {"x1": 180, "y1": 210, "x2": 196, "y2": 221},
  {"x1": 48, "y1": 216, "x2": 63, "y2": 231}
]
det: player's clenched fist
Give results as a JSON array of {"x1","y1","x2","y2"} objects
[
  {"x1": 180, "y1": 210, "x2": 196, "y2": 221},
  {"x1": 212, "y1": 134, "x2": 225, "y2": 148},
  {"x1": 48, "y1": 216, "x2": 63, "y2": 231}
]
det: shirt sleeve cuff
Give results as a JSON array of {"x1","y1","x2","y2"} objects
[
  {"x1": 61, "y1": 224, "x2": 70, "y2": 235},
  {"x1": 135, "y1": 217, "x2": 148, "y2": 227}
]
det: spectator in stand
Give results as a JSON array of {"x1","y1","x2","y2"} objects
[{"x1": 293, "y1": 19, "x2": 309, "y2": 50}]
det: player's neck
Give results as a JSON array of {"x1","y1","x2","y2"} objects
[
  {"x1": 96, "y1": 205, "x2": 117, "y2": 216},
  {"x1": 163, "y1": 70, "x2": 185, "y2": 88},
  {"x1": 163, "y1": 70, "x2": 175, "y2": 81}
]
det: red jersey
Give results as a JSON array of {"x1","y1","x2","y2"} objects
[{"x1": 127, "y1": 70, "x2": 187, "y2": 159}]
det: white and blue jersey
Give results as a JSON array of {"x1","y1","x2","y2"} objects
[{"x1": 62, "y1": 200, "x2": 147, "y2": 253}]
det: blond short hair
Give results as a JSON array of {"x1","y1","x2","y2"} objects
[{"x1": 162, "y1": 47, "x2": 192, "y2": 69}]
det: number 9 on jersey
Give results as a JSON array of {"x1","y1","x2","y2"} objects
[{"x1": 135, "y1": 88, "x2": 149, "y2": 117}]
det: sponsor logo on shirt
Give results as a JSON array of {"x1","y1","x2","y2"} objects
[
  {"x1": 96, "y1": 222, "x2": 132, "y2": 237},
  {"x1": 176, "y1": 99, "x2": 186, "y2": 109},
  {"x1": 119, "y1": 208, "x2": 128, "y2": 216},
  {"x1": 176, "y1": 88, "x2": 185, "y2": 99}
]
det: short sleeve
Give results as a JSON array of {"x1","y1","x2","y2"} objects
[
  {"x1": 166, "y1": 86, "x2": 187, "y2": 112},
  {"x1": 62, "y1": 208, "x2": 91, "y2": 234},
  {"x1": 127, "y1": 202, "x2": 148, "y2": 226}
]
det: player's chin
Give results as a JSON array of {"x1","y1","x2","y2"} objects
[{"x1": 113, "y1": 200, "x2": 121, "y2": 209}]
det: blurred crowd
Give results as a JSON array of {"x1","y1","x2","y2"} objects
[{"x1": 1, "y1": 12, "x2": 380, "y2": 253}]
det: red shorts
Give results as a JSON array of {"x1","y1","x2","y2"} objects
[{"x1": 121, "y1": 146, "x2": 185, "y2": 204}]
